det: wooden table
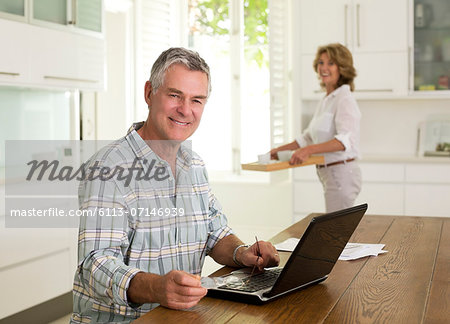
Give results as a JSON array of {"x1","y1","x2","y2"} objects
[{"x1": 133, "y1": 214, "x2": 449, "y2": 323}]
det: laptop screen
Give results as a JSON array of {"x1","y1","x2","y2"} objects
[{"x1": 266, "y1": 204, "x2": 367, "y2": 297}]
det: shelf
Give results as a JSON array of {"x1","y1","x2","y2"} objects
[
  {"x1": 414, "y1": 27, "x2": 450, "y2": 32},
  {"x1": 414, "y1": 60, "x2": 450, "y2": 64},
  {"x1": 241, "y1": 156, "x2": 324, "y2": 172}
]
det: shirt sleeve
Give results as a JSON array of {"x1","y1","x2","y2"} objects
[
  {"x1": 295, "y1": 124, "x2": 314, "y2": 148},
  {"x1": 76, "y1": 164, "x2": 141, "y2": 314},
  {"x1": 201, "y1": 168, "x2": 233, "y2": 253},
  {"x1": 334, "y1": 96, "x2": 361, "y2": 152}
]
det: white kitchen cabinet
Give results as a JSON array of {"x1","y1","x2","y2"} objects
[
  {"x1": 412, "y1": 0, "x2": 450, "y2": 94},
  {"x1": 355, "y1": 183, "x2": 404, "y2": 215},
  {"x1": 404, "y1": 184, "x2": 450, "y2": 217},
  {"x1": 299, "y1": 0, "x2": 409, "y2": 98},
  {"x1": 404, "y1": 163, "x2": 450, "y2": 217},
  {"x1": 301, "y1": 52, "x2": 409, "y2": 97},
  {"x1": 0, "y1": 18, "x2": 105, "y2": 90},
  {"x1": 0, "y1": 225, "x2": 78, "y2": 319},
  {"x1": 0, "y1": 19, "x2": 30, "y2": 85},
  {"x1": 30, "y1": 23, "x2": 105, "y2": 90},
  {"x1": 299, "y1": 0, "x2": 408, "y2": 54},
  {"x1": 352, "y1": 52, "x2": 408, "y2": 95},
  {"x1": 292, "y1": 160, "x2": 450, "y2": 220},
  {"x1": 299, "y1": 0, "x2": 349, "y2": 55}
]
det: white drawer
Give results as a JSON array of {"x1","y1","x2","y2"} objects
[
  {"x1": 404, "y1": 184, "x2": 450, "y2": 217},
  {"x1": 359, "y1": 162, "x2": 405, "y2": 183},
  {"x1": 405, "y1": 164, "x2": 450, "y2": 184},
  {"x1": 0, "y1": 249, "x2": 73, "y2": 318},
  {"x1": 356, "y1": 183, "x2": 404, "y2": 215}
]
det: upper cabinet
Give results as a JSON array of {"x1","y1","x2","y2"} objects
[
  {"x1": 299, "y1": 0, "x2": 409, "y2": 98},
  {"x1": 0, "y1": 0, "x2": 26, "y2": 21},
  {"x1": 32, "y1": 0, "x2": 68, "y2": 26},
  {"x1": 0, "y1": 0, "x2": 105, "y2": 91},
  {"x1": 31, "y1": 0, "x2": 103, "y2": 34},
  {"x1": 413, "y1": 0, "x2": 450, "y2": 94},
  {"x1": 300, "y1": 0, "x2": 408, "y2": 55}
]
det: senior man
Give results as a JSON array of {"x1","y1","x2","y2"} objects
[{"x1": 71, "y1": 47, "x2": 279, "y2": 323}]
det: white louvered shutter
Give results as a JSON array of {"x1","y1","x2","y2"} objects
[
  {"x1": 134, "y1": 0, "x2": 185, "y2": 120},
  {"x1": 269, "y1": 0, "x2": 290, "y2": 148}
]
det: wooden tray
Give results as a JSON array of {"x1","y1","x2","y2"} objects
[{"x1": 241, "y1": 156, "x2": 324, "y2": 172}]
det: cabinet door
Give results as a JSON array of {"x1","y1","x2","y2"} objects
[
  {"x1": 353, "y1": 0, "x2": 408, "y2": 53},
  {"x1": 0, "y1": 0, "x2": 26, "y2": 21},
  {"x1": 32, "y1": 0, "x2": 68, "y2": 25},
  {"x1": 0, "y1": 20, "x2": 30, "y2": 85},
  {"x1": 299, "y1": 0, "x2": 350, "y2": 55},
  {"x1": 405, "y1": 184, "x2": 450, "y2": 217},
  {"x1": 30, "y1": 26, "x2": 105, "y2": 90},
  {"x1": 353, "y1": 52, "x2": 409, "y2": 95},
  {"x1": 76, "y1": 0, "x2": 102, "y2": 32},
  {"x1": 355, "y1": 183, "x2": 404, "y2": 215}
]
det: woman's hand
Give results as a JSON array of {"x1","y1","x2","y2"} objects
[
  {"x1": 269, "y1": 141, "x2": 300, "y2": 160},
  {"x1": 290, "y1": 147, "x2": 312, "y2": 165},
  {"x1": 269, "y1": 148, "x2": 281, "y2": 160}
]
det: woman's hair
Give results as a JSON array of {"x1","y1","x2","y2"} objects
[
  {"x1": 149, "y1": 47, "x2": 211, "y2": 97},
  {"x1": 313, "y1": 43, "x2": 357, "y2": 91}
]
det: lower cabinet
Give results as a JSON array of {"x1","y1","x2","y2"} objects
[
  {"x1": 0, "y1": 226, "x2": 78, "y2": 319},
  {"x1": 293, "y1": 160, "x2": 450, "y2": 221}
]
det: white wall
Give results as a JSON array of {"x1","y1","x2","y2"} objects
[
  {"x1": 209, "y1": 176, "x2": 292, "y2": 243},
  {"x1": 301, "y1": 98, "x2": 450, "y2": 157}
]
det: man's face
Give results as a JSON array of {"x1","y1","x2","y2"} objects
[{"x1": 144, "y1": 64, "x2": 208, "y2": 141}]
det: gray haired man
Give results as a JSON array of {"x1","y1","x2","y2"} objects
[{"x1": 71, "y1": 48, "x2": 279, "y2": 322}]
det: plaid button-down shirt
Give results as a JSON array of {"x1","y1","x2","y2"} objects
[{"x1": 71, "y1": 123, "x2": 233, "y2": 323}]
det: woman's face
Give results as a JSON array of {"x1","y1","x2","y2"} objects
[{"x1": 317, "y1": 52, "x2": 340, "y2": 93}]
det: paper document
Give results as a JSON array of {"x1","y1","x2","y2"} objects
[{"x1": 274, "y1": 238, "x2": 387, "y2": 261}]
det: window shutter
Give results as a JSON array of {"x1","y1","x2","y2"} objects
[
  {"x1": 134, "y1": 0, "x2": 185, "y2": 120},
  {"x1": 269, "y1": 0, "x2": 290, "y2": 148}
]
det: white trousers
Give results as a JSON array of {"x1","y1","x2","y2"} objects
[{"x1": 316, "y1": 161, "x2": 362, "y2": 213}]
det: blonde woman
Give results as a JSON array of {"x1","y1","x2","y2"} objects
[{"x1": 271, "y1": 43, "x2": 361, "y2": 212}]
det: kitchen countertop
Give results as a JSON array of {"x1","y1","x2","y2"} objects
[{"x1": 360, "y1": 154, "x2": 450, "y2": 164}]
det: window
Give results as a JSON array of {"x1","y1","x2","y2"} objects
[
  {"x1": 188, "y1": 0, "x2": 289, "y2": 173},
  {"x1": 135, "y1": 0, "x2": 290, "y2": 174}
]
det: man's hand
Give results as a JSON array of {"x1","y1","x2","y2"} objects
[
  {"x1": 128, "y1": 270, "x2": 207, "y2": 310},
  {"x1": 151, "y1": 271, "x2": 207, "y2": 309},
  {"x1": 238, "y1": 241, "x2": 280, "y2": 271}
]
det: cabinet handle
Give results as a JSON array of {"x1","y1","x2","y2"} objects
[
  {"x1": 344, "y1": 5, "x2": 348, "y2": 47},
  {"x1": 44, "y1": 75, "x2": 98, "y2": 83},
  {"x1": 354, "y1": 89, "x2": 393, "y2": 92},
  {"x1": 356, "y1": 3, "x2": 361, "y2": 47},
  {"x1": 0, "y1": 72, "x2": 20, "y2": 76},
  {"x1": 408, "y1": 46, "x2": 412, "y2": 91},
  {"x1": 68, "y1": 0, "x2": 77, "y2": 25}
]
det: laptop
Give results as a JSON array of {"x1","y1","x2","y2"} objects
[{"x1": 206, "y1": 203, "x2": 368, "y2": 304}]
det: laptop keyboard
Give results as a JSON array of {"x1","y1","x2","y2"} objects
[{"x1": 218, "y1": 267, "x2": 283, "y2": 293}]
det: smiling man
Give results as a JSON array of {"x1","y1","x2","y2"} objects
[{"x1": 70, "y1": 48, "x2": 279, "y2": 323}]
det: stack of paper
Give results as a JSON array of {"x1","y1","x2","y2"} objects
[
  {"x1": 274, "y1": 238, "x2": 387, "y2": 261},
  {"x1": 339, "y1": 243, "x2": 387, "y2": 260}
]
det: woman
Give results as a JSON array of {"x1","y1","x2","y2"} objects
[{"x1": 271, "y1": 43, "x2": 361, "y2": 213}]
